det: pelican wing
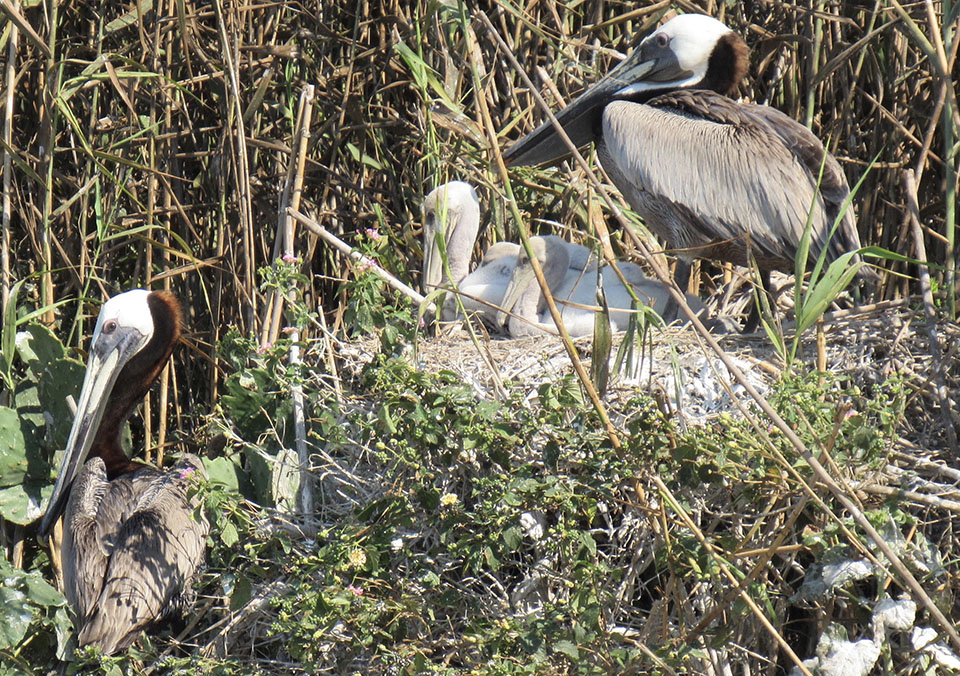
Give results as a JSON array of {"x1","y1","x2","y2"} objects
[
  {"x1": 71, "y1": 456, "x2": 208, "y2": 654},
  {"x1": 739, "y1": 101, "x2": 863, "y2": 263},
  {"x1": 62, "y1": 457, "x2": 111, "y2": 622},
  {"x1": 600, "y1": 90, "x2": 859, "y2": 270}
]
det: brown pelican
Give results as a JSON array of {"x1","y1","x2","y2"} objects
[
  {"x1": 497, "y1": 235, "x2": 704, "y2": 337},
  {"x1": 504, "y1": 14, "x2": 869, "y2": 329},
  {"x1": 38, "y1": 289, "x2": 207, "y2": 655}
]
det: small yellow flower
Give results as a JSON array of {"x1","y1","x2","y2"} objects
[
  {"x1": 348, "y1": 548, "x2": 367, "y2": 568},
  {"x1": 440, "y1": 493, "x2": 458, "y2": 507}
]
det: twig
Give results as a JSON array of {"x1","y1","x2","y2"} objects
[
  {"x1": 288, "y1": 208, "x2": 434, "y2": 312},
  {"x1": 902, "y1": 168, "x2": 957, "y2": 449},
  {"x1": 212, "y1": 0, "x2": 256, "y2": 326},
  {"x1": 0, "y1": 2, "x2": 15, "y2": 316},
  {"x1": 859, "y1": 484, "x2": 960, "y2": 513},
  {"x1": 0, "y1": 0, "x2": 49, "y2": 58},
  {"x1": 200, "y1": 580, "x2": 290, "y2": 658},
  {"x1": 284, "y1": 85, "x2": 315, "y2": 527},
  {"x1": 466, "y1": 14, "x2": 623, "y2": 453}
]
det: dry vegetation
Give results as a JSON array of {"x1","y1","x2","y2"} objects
[{"x1": 1, "y1": 0, "x2": 959, "y2": 674}]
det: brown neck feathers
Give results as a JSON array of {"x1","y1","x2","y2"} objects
[
  {"x1": 94, "y1": 291, "x2": 182, "y2": 478},
  {"x1": 701, "y1": 32, "x2": 749, "y2": 96}
]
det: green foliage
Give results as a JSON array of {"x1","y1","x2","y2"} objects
[
  {"x1": 258, "y1": 357, "x2": 674, "y2": 673},
  {"x1": 0, "y1": 319, "x2": 85, "y2": 524},
  {"x1": 0, "y1": 554, "x2": 69, "y2": 664},
  {"x1": 341, "y1": 233, "x2": 418, "y2": 354}
]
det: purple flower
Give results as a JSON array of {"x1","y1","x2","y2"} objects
[{"x1": 179, "y1": 467, "x2": 195, "y2": 480}]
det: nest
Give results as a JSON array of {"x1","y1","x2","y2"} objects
[{"x1": 339, "y1": 298, "x2": 959, "y2": 452}]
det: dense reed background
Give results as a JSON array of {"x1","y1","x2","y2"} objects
[{"x1": 0, "y1": 0, "x2": 958, "y2": 673}]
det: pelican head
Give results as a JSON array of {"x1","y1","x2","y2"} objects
[
  {"x1": 39, "y1": 289, "x2": 180, "y2": 537},
  {"x1": 421, "y1": 181, "x2": 481, "y2": 292},
  {"x1": 496, "y1": 235, "x2": 570, "y2": 330},
  {"x1": 504, "y1": 14, "x2": 747, "y2": 167}
]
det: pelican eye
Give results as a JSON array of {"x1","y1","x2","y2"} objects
[
  {"x1": 102, "y1": 319, "x2": 118, "y2": 335},
  {"x1": 655, "y1": 32, "x2": 669, "y2": 48}
]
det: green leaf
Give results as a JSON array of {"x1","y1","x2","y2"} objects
[
  {"x1": 392, "y1": 41, "x2": 460, "y2": 112},
  {"x1": 795, "y1": 253, "x2": 862, "y2": 334},
  {"x1": 203, "y1": 456, "x2": 241, "y2": 493},
  {"x1": 220, "y1": 521, "x2": 239, "y2": 547},
  {"x1": 554, "y1": 639, "x2": 580, "y2": 659},
  {"x1": 483, "y1": 546, "x2": 500, "y2": 570},
  {"x1": 229, "y1": 576, "x2": 252, "y2": 612},
  {"x1": 0, "y1": 406, "x2": 28, "y2": 487},
  {"x1": 502, "y1": 526, "x2": 522, "y2": 552},
  {"x1": 579, "y1": 531, "x2": 597, "y2": 557},
  {"x1": 0, "y1": 587, "x2": 31, "y2": 649},
  {"x1": 105, "y1": 0, "x2": 153, "y2": 33}
]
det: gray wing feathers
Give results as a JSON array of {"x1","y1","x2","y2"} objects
[
  {"x1": 601, "y1": 93, "x2": 859, "y2": 268},
  {"x1": 64, "y1": 456, "x2": 208, "y2": 655},
  {"x1": 63, "y1": 457, "x2": 110, "y2": 622},
  {"x1": 743, "y1": 103, "x2": 863, "y2": 261}
]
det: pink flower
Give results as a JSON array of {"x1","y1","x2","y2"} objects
[
  {"x1": 257, "y1": 342, "x2": 272, "y2": 354},
  {"x1": 282, "y1": 254, "x2": 298, "y2": 263},
  {"x1": 179, "y1": 467, "x2": 195, "y2": 480},
  {"x1": 347, "y1": 584, "x2": 363, "y2": 597},
  {"x1": 281, "y1": 326, "x2": 297, "y2": 335},
  {"x1": 365, "y1": 228, "x2": 381, "y2": 241}
]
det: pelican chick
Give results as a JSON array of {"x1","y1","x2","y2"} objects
[{"x1": 498, "y1": 236, "x2": 704, "y2": 337}]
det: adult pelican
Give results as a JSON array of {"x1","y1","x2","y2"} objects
[
  {"x1": 38, "y1": 289, "x2": 207, "y2": 655},
  {"x1": 504, "y1": 14, "x2": 870, "y2": 329},
  {"x1": 497, "y1": 235, "x2": 704, "y2": 337}
]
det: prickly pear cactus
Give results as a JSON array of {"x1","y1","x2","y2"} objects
[
  {"x1": 37, "y1": 357, "x2": 84, "y2": 451},
  {"x1": 0, "y1": 406, "x2": 27, "y2": 486},
  {"x1": 271, "y1": 447, "x2": 301, "y2": 514},
  {"x1": 0, "y1": 322, "x2": 84, "y2": 525},
  {"x1": 15, "y1": 324, "x2": 65, "y2": 371}
]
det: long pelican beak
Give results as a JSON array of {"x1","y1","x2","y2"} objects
[
  {"x1": 504, "y1": 44, "x2": 684, "y2": 167},
  {"x1": 39, "y1": 323, "x2": 150, "y2": 537},
  {"x1": 422, "y1": 228, "x2": 445, "y2": 292},
  {"x1": 496, "y1": 260, "x2": 536, "y2": 327}
]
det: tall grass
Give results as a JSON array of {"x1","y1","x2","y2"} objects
[{"x1": 0, "y1": 1, "x2": 957, "y2": 670}]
